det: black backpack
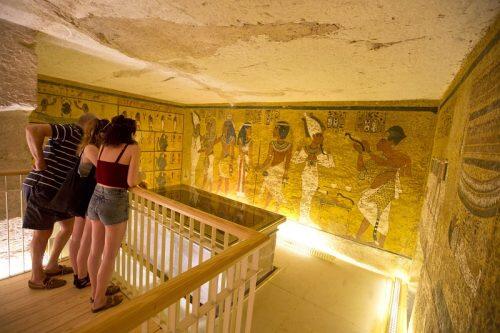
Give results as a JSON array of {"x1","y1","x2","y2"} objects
[{"x1": 48, "y1": 154, "x2": 82, "y2": 215}]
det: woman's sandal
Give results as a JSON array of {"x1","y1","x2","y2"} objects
[
  {"x1": 44, "y1": 264, "x2": 74, "y2": 277},
  {"x1": 91, "y1": 295, "x2": 123, "y2": 313},
  {"x1": 105, "y1": 285, "x2": 120, "y2": 296},
  {"x1": 75, "y1": 275, "x2": 91, "y2": 289},
  {"x1": 28, "y1": 277, "x2": 67, "y2": 290}
]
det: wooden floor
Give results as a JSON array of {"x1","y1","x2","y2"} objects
[{"x1": 0, "y1": 269, "x2": 159, "y2": 333}]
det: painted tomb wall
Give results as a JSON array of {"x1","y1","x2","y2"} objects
[
  {"x1": 412, "y1": 21, "x2": 499, "y2": 332},
  {"x1": 30, "y1": 78, "x2": 185, "y2": 190},
  {"x1": 182, "y1": 106, "x2": 436, "y2": 257}
]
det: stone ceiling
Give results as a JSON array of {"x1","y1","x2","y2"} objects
[{"x1": 0, "y1": 0, "x2": 498, "y2": 104}]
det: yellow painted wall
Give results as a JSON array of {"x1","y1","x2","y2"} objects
[
  {"x1": 412, "y1": 19, "x2": 499, "y2": 332},
  {"x1": 182, "y1": 106, "x2": 436, "y2": 257},
  {"x1": 30, "y1": 78, "x2": 185, "y2": 189}
]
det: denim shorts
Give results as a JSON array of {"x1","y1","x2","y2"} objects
[{"x1": 87, "y1": 184, "x2": 128, "y2": 225}]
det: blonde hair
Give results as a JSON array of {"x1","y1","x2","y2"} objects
[{"x1": 77, "y1": 118, "x2": 110, "y2": 155}]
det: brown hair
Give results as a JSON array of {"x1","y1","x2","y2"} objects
[
  {"x1": 77, "y1": 118, "x2": 110, "y2": 154},
  {"x1": 103, "y1": 115, "x2": 137, "y2": 146}
]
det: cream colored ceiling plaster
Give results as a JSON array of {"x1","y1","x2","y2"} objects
[{"x1": 0, "y1": 0, "x2": 498, "y2": 104}]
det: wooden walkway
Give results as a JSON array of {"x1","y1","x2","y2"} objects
[{"x1": 0, "y1": 269, "x2": 160, "y2": 332}]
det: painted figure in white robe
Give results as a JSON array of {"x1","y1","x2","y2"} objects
[
  {"x1": 217, "y1": 117, "x2": 236, "y2": 194},
  {"x1": 259, "y1": 121, "x2": 292, "y2": 209},
  {"x1": 354, "y1": 126, "x2": 411, "y2": 247},
  {"x1": 236, "y1": 123, "x2": 253, "y2": 198},
  {"x1": 292, "y1": 114, "x2": 334, "y2": 223},
  {"x1": 190, "y1": 112, "x2": 201, "y2": 186}
]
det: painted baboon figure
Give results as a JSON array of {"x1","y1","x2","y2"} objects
[
  {"x1": 74, "y1": 100, "x2": 90, "y2": 113},
  {"x1": 39, "y1": 97, "x2": 56, "y2": 113},
  {"x1": 354, "y1": 126, "x2": 411, "y2": 247},
  {"x1": 61, "y1": 101, "x2": 72, "y2": 118}
]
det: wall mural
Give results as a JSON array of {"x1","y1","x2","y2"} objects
[
  {"x1": 31, "y1": 80, "x2": 184, "y2": 190},
  {"x1": 183, "y1": 107, "x2": 436, "y2": 256}
]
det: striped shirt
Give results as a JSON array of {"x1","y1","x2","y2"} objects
[{"x1": 24, "y1": 124, "x2": 83, "y2": 190}]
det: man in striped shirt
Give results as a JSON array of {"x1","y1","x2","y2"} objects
[{"x1": 23, "y1": 114, "x2": 95, "y2": 289}]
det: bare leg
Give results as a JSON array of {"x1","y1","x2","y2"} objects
[
  {"x1": 69, "y1": 216, "x2": 85, "y2": 275},
  {"x1": 88, "y1": 220, "x2": 105, "y2": 301},
  {"x1": 77, "y1": 218, "x2": 92, "y2": 278},
  {"x1": 93, "y1": 221, "x2": 127, "y2": 309},
  {"x1": 30, "y1": 229, "x2": 53, "y2": 284},
  {"x1": 355, "y1": 218, "x2": 370, "y2": 240},
  {"x1": 46, "y1": 218, "x2": 74, "y2": 271}
]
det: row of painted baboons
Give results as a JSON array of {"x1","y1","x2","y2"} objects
[
  {"x1": 39, "y1": 96, "x2": 183, "y2": 133},
  {"x1": 189, "y1": 111, "x2": 411, "y2": 248}
]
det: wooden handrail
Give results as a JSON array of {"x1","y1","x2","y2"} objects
[
  {"x1": 130, "y1": 186, "x2": 261, "y2": 240},
  {"x1": 74, "y1": 233, "x2": 268, "y2": 333},
  {"x1": 0, "y1": 168, "x2": 31, "y2": 176}
]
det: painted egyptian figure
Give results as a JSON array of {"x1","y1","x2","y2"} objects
[
  {"x1": 292, "y1": 114, "x2": 334, "y2": 223},
  {"x1": 190, "y1": 112, "x2": 202, "y2": 186},
  {"x1": 217, "y1": 117, "x2": 236, "y2": 194},
  {"x1": 199, "y1": 117, "x2": 217, "y2": 192},
  {"x1": 236, "y1": 123, "x2": 253, "y2": 198},
  {"x1": 354, "y1": 125, "x2": 411, "y2": 247},
  {"x1": 259, "y1": 121, "x2": 292, "y2": 209}
]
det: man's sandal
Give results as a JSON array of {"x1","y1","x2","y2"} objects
[
  {"x1": 91, "y1": 295, "x2": 123, "y2": 313},
  {"x1": 28, "y1": 277, "x2": 67, "y2": 289},
  {"x1": 44, "y1": 264, "x2": 74, "y2": 277},
  {"x1": 89, "y1": 285, "x2": 121, "y2": 303}
]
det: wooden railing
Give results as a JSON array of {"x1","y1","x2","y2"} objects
[
  {"x1": 1, "y1": 169, "x2": 269, "y2": 331},
  {"x1": 77, "y1": 187, "x2": 269, "y2": 332},
  {"x1": 0, "y1": 169, "x2": 31, "y2": 279}
]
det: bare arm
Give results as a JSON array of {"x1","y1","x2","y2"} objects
[
  {"x1": 83, "y1": 145, "x2": 99, "y2": 167},
  {"x1": 25, "y1": 124, "x2": 52, "y2": 170},
  {"x1": 127, "y1": 144, "x2": 141, "y2": 188}
]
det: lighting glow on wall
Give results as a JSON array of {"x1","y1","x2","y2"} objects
[
  {"x1": 388, "y1": 278, "x2": 402, "y2": 333},
  {"x1": 277, "y1": 220, "x2": 410, "y2": 279}
]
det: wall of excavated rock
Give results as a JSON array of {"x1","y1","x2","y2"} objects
[
  {"x1": 182, "y1": 103, "x2": 437, "y2": 257},
  {"x1": 30, "y1": 78, "x2": 185, "y2": 190},
  {"x1": 411, "y1": 19, "x2": 499, "y2": 332}
]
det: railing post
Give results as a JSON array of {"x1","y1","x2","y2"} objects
[{"x1": 244, "y1": 251, "x2": 260, "y2": 333}]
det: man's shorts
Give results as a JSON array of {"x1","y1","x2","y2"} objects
[{"x1": 22, "y1": 184, "x2": 73, "y2": 230}]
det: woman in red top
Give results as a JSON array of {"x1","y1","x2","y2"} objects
[{"x1": 86, "y1": 115, "x2": 141, "y2": 312}]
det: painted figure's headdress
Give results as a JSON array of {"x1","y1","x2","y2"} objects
[
  {"x1": 222, "y1": 116, "x2": 236, "y2": 144},
  {"x1": 192, "y1": 111, "x2": 200, "y2": 127},
  {"x1": 275, "y1": 121, "x2": 290, "y2": 139},
  {"x1": 303, "y1": 113, "x2": 323, "y2": 137},
  {"x1": 387, "y1": 126, "x2": 406, "y2": 144},
  {"x1": 238, "y1": 122, "x2": 252, "y2": 145}
]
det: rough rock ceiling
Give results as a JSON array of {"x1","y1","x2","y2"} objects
[{"x1": 0, "y1": 0, "x2": 498, "y2": 104}]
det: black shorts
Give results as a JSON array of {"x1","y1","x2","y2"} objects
[{"x1": 22, "y1": 184, "x2": 73, "y2": 230}]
